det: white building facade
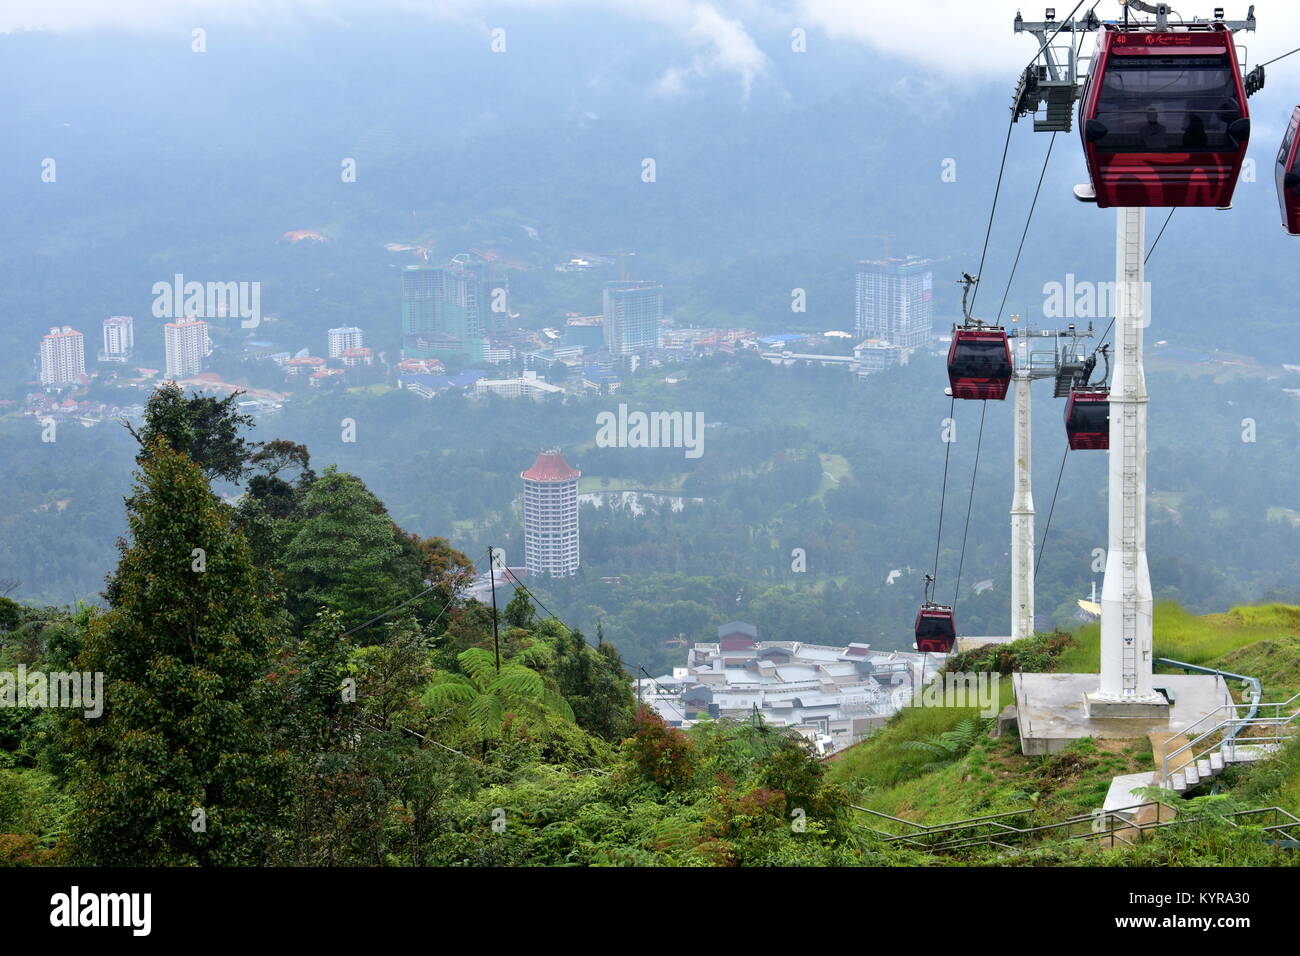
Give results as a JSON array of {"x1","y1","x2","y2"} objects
[
  {"x1": 40, "y1": 326, "x2": 86, "y2": 387},
  {"x1": 327, "y1": 326, "x2": 363, "y2": 358},
  {"x1": 854, "y1": 257, "x2": 935, "y2": 350},
  {"x1": 602, "y1": 281, "x2": 663, "y2": 356},
  {"x1": 164, "y1": 319, "x2": 210, "y2": 380},
  {"x1": 521, "y1": 450, "x2": 581, "y2": 578},
  {"x1": 99, "y1": 315, "x2": 134, "y2": 363}
]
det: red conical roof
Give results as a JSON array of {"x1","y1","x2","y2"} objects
[{"x1": 521, "y1": 450, "x2": 580, "y2": 482}]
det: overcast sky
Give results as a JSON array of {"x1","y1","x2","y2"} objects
[{"x1": 3, "y1": 0, "x2": 1296, "y2": 83}]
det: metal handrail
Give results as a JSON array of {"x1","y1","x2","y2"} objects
[
  {"x1": 850, "y1": 804, "x2": 1032, "y2": 833},
  {"x1": 856, "y1": 801, "x2": 1300, "y2": 855},
  {"x1": 1163, "y1": 703, "x2": 1300, "y2": 782},
  {"x1": 1152, "y1": 657, "x2": 1299, "y2": 783}
]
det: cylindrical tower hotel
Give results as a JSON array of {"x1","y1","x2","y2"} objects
[{"x1": 521, "y1": 450, "x2": 581, "y2": 578}]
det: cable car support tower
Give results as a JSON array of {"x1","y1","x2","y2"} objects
[
  {"x1": 1006, "y1": 320, "x2": 1094, "y2": 642},
  {"x1": 1011, "y1": 2, "x2": 1259, "y2": 737}
]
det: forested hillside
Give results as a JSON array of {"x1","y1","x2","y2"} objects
[
  {"x1": 3, "y1": 386, "x2": 1298, "y2": 867},
  {"x1": 5, "y1": 350, "x2": 1299, "y2": 674}
]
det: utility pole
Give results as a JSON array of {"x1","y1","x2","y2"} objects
[{"x1": 488, "y1": 546, "x2": 501, "y2": 673}]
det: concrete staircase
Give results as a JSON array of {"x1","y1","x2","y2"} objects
[
  {"x1": 1102, "y1": 695, "x2": 1299, "y2": 814},
  {"x1": 1159, "y1": 696, "x2": 1298, "y2": 795}
]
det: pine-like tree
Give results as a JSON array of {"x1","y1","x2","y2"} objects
[{"x1": 66, "y1": 438, "x2": 289, "y2": 865}]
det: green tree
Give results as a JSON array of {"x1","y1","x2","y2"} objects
[
  {"x1": 244, "y1": 439, "x2": 315, "y2": 520},
  {"x1": 124, "y1": 382, "x2": 256, "y2": 483},
  {"x1": 66, "y1": 439, "x2": 289, "y2": 865},
  {"x1": 279, "y1": 468, "x2": 421, "y2": 632},
  {"x1": 504, "y1": 589, "x2": 535, "y2": 629},
  {"x1": 552, "y1": 626, "x2": 635, "y2": 741}
]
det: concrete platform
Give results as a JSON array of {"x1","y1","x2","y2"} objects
[
  {"x1": 1102, "y1": 772, "x2": 1159, "y2": 820},
  {"x1": 1014, "y1": 672, "x2": 1232, "y2": 756},
  {"x1": 955, "y1": 635, "x2": 1016, "y2": 653}
]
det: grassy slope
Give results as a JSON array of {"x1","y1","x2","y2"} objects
[{"x1": 831, "y1": 602, "x2": 1300, "y2": 865}]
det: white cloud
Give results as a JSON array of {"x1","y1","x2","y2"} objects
[
  {"x1": 797, "y1": 0, "x2": 1300, "y2": 80},
  {"x1": 5, "y1": 0, "x2": 1298, "y2": 96},
  {"x1": 0, "y1": 0, "x2": 344, "y2": 33},
  {"x1": 1, "y1": 0, "x2": 772, "y2": 97},
  {"x1": 652, "y1": 3, "x2": 770, "y2": 98}
]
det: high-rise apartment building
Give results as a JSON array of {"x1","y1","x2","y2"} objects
[
  {"x1": 401, "y1": 264, "x2": 437, "y2": 341},
  {"x1": 164, "y1": 319, "x2": 210, "y2": 380},
  {"x1": 602, "y1": 281, "x2": 663, "y2": 356},
  {"x1": 328, "y1": 326, "x2": 363, "y2": 358},
  {"x1": 853, "y1": 257, "x2": 935, "y2": 350},
  {"x1": 521, "y1": 450, "x2": 581, "y2": 578},
  {"x1": 99, "y1": 315, "x2": 134, "y2": 363},
  {"x1": 39, "y1": 326, "x2": 86, "y2": 387},
  {"x1": 401, "y1": 256, "x2": 488, "y2": 362}
]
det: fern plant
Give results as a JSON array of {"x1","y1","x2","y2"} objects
[
  {"x1": 422, "y1": 647, "x2": 574, "y2": 748},
  {"x1": 897, "y1": 717, "x2": 985, "y2": 773},
  {"x1": 1130, "y1": 784, "x2": 1239, "y2": 820}
]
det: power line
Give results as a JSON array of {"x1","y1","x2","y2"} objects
[
  {"x1": 997, "y1": 132, "x2": 1056, "y2": 324},
  {"x1": 496, "y1": 565, "x2": 616, "y2": 663},
  {"x1": 1145, "y1": 207, "x2": 1176, "y2": 265},
  {"x1": 1019, "y1": 0, "x2": 1097, "y2": 76},
  {"x1": 1259, "y1": 46, "x2": 1300, "y2": 68},
  {"x1": 952, "y1": 400, "x2": 988, "y2": 610},
  {"x1": 341, "y1": 549, "x2": 489, "y2": 639},
  {"x1": 637, "y1": 665, "x2": 689, "y2": 722},
  {"x1": 1035, "y1": 447, "x2": 1070, "y2": 575},
  {"x1": 932, "y1": 395, "x2": 957, "y2": 585},
  {"x1": 970, "y1": 114, "x2": 1016, "y2": 314},
  {"x1": 497, "y1": 565, "x2": 576, "y2": 636}
]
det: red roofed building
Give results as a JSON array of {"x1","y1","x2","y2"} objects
[
  {"x1": 309, "y1": 368, "x2": 347, "y2": 387},
  {"x1": 285, "y1": 356, "x2": 326, "y2": 378},
  {"x1": 396, "y1": 357, "x2": 445, "y2": 375},
  {"x1": 339, "y1": 346, "x2": 374, "y2": 367},
  {"x1": 521, "y1": 450, "x2": 581, "y2": 577}
]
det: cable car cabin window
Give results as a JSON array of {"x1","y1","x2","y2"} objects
[
  {"x1": 916, "y1": 614, "x2": 954, "y2": 641},
  {"x1": 1069, "y1": 399, "x2": 1109, "y2": 430},
  {"x1": 1091, "y1": 54, "x2": 1242, "y2": 153},
  {"x1": 1277, "y1": 118, "x2": 1297, "y2": 168},
  {"x1": 916, "y1": 617, "x2": 939, "y2": 638},
  {"x1": 951, "y1": 339, "x2": 1011, "y2": 375}
]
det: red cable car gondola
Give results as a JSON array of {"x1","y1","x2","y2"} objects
[
  {"x1": 1078, "y1": 22, "x2": 1250, "y2": 208},
  {"x1": 1275, "y1": 106, "x2": 1300, "y2": 235},
  {"x1": 948, "y1": 325, "x2": 1013, "y2": 400},
  {"x1": 914, "y1": 604, "x2": 956, "y2": 654},
  {"x1": 1065, "y1": 385, "x2": 1110, "y2": 450},
  {"x1": 914, "y1": 574, "x2": 955, "y2": 653}
]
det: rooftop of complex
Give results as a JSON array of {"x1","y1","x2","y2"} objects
[
  {"x1": 521, "y1": 450, "x2": 581, "y2": 482},
  {"x1": 638, "y1": 622, "x2": 931, "y2": 755}
]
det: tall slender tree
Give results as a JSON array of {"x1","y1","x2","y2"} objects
[{"x1": 67, "y1": 438, "x2": 289, "y2": 865}]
